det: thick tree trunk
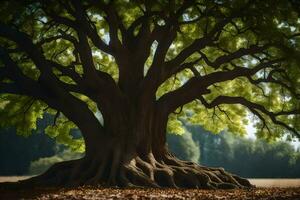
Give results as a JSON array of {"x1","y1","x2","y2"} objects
[{"x1": 0, "y1": 103, "x2": 253, "y2": 190}]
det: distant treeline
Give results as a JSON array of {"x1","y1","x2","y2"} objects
[
  {"x1": 168, "y1": 124, "x2": 300, "y2": 178},
  {"x1": 0, "y1": 116, "x2": 300, "y2": 177},
  {"x1": 0, "y1": 115, "x2": 56, "y2": 175}
]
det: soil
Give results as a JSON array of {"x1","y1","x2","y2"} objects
[
  {"x1": 0, "y1": 186, "x2": 300, "y2": 200},
  {"x1": 1, "y1": 177, "x2": 300, "y2": 199}
]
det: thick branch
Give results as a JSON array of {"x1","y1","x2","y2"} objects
[
  {"x1": 158, "y1": 59, "x2": 283, "y2": 113},
  {"x1": 48, "y1": 60, "x2": 82, "y2": 83},
  {"x1": 0, "y1": 23, "x2": 52, "y2": 74},
  {"x1": 154, "y1": 2, "x2": 257, "y2": 87},
  {"x1": 0, "y1": 67, "x2": 8, "y2": 81},
  {"x1": 143, "y1": 14, "x2": 234, "y2": 97},
  {"x1": 199, "y1": 95, "x2": 300, "y2": 137},
  {"x1": 90, "y1": 1, "x2": 124, "y2": 52},
  {"x1": 0, "y1": 82, "x2": 27, "y2": 95},
  {"x1": 199, "y1": 44, "x2": 270, "y2": 69},
  {"x1": 0, "y1": 46, "x2": 105, "y2": 151},
  {"x1": 0, "y1": 47, "x2": 44, "y2": 97},
  {"x1": 70, "y1": 0, "x2": 113, "y2": 55},
  {"x1": 248, "y1": 71, "x2": 300, "y2": 99}
]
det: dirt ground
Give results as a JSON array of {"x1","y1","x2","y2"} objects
[
  {"x1": 1, "y1": 177, "x2": 300, "y2": 200},
  {"x1": 1, "y1": 186, "x2": 300, "y2": 200}
]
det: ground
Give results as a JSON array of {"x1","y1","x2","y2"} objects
[
  {"x1": 1, "y1": 186, "x2": 300, "y2": 200},
  {"x1": 0, "y1": 177, "x2": 300, "y2": 199}
]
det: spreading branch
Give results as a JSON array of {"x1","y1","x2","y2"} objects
[
  {"x1": 158, "y1": 58, "x2": 284, "y2": 113},
  {"x1": 198, "y1": 95, "x2": 300, "y2": 137}
]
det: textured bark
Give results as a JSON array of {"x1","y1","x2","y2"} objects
[
  {"x1": 4, "y1": 144, "x2": 252, "y2": 189},
  {"x1": 0, "y1": 106, "x2": 253, "y2": 190}
]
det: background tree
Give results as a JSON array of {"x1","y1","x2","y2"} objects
[
  {"x1": 167, "y1": 130, "x2": 200, "y2": 163},
  {"x1": 0, "y1": 115, "x2": 56, "y2": 175},
  {"x1": 177, "y1": 125, "x2": 300, "y2": 178},
  {"x1": 0, "y1": 114, "x2": 83, "y2": 176},
  {"x1": 0, "y1": 0, "x2": 300, "y2": 189}
]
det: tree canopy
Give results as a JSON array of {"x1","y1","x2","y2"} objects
[{"x1": 1, "y1": 1, "x2": 299, "y2": 151}]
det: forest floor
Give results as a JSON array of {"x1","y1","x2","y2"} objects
[{"x1": 0, "y1": 177, "x2": 300, "y2": 199}]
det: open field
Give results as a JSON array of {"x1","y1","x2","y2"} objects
[
  {"x1": 1, "y1": 177, "x2": 300, "y2": 199},
  {"x1": 249, "y1": 179, "x2": 300, "y2": 188},
  {"x1": 0, "y1": 176, "x2": 32, "y2": 183},
  {"x1": 1, "y1": 177, "x2": 300, "y2": 187}
]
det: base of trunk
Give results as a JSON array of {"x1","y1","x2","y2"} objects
[{"x1": 0, "y1": 149, "x2": 253, "y2": 190}]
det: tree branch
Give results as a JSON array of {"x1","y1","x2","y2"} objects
[
  {"x1": 0, "y1": 82, "x2": 27, "y2": 95},
  {"x1": 158, "y1": 58, "x2": 284, "y2": 113},
  {"x1": 199, "y1": 44, "x2": 270, "y2": 69},
  {"x1": 247, "y1": 70, "x2": 300, "y2": 99},
  {"x1": 0, "y1": 46, "x2": 105, "y2": 144},
  {"x1": 199, "y1": 95, "x2": 300, "y2": 137},
  {"x1": 70, "y1": 0, "x2": 113, "y2": 55}
]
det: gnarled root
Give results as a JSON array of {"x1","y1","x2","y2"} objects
[
  {"x1": 119, "y1": 153, "x2": 253, "y2": 189},
  {"x1": 0, "y1": 149, "x2": 253, "y2": 190}
]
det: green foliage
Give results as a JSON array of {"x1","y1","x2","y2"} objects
[
  {"x1": 0, "y1": 95, "x2": 45, "y2": 136},
  {"x1": 0, "y1": 0, "x2": 300, "y2": 149},
  {"x1": 45, "y1": 121, "x2": 85, "y2": 153},
  {"x1": 166, "y1": 113, "x2": 185, "y2": 135},
  {"x1": 0, "y1": 93, "x2": 85, "y2": 152},
  {"x1": 164, "y1": 0, "x2": 300, "y2": 137}
]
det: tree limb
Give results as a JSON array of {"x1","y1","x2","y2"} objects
[
  {"x1": 199, "y1": 95, "x2": 300, "y2": 137},
  {"x1": 158, "y1": 58, "x2": 284, "y2": 113},
  {"x1": 198, "y1": 44, "x2": 270, "y2": 69}
]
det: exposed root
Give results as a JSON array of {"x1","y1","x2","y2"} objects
[{"x1": 0, "y1": 150, "x2": 253, "y2": 190}]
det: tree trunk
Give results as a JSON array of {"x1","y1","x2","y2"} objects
[{"x1": 1, "y1": 102, "x2": 253, "y2": 190}]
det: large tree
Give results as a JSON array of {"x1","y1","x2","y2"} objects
[{"x1": 0, "y1": 0, "x2": 300, "y2": 189}]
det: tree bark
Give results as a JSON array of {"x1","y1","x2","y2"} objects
[{"x1": 0, "y1": 101, "x2": 252, "y2": 190}]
